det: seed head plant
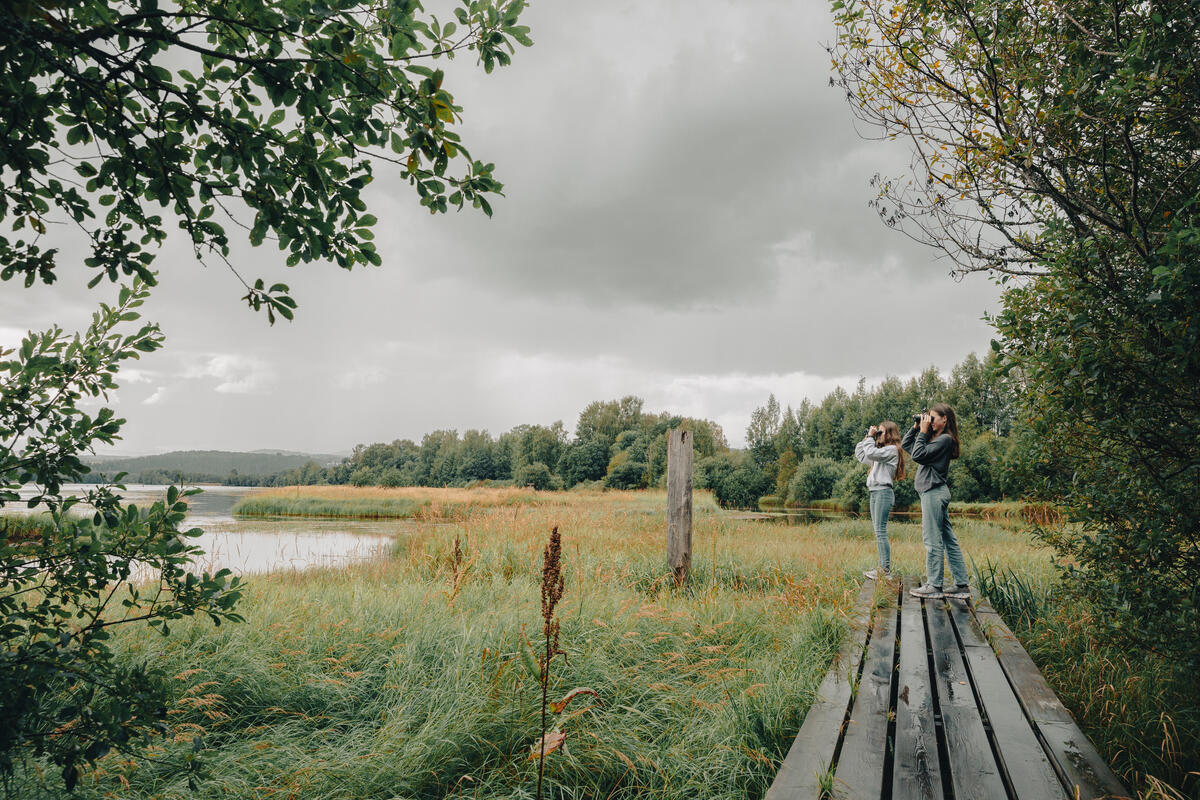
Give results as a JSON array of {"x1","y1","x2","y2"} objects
[{"x1": 528, "y1": 526, "x2": 599, "y2": 800}]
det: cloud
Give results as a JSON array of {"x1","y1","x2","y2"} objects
[
  {"x1": 143, "y1": 386, "x2": 168, "y2": 405},
  {"x1": 361, "y1": 0, "x2": 903, "y2": 311},
  {"x1": 337, "y1": 364, "x2": 386, "y2": 390},
  {"x1": 4, "y1": 0, "x2": 1006, "y2": 456},
  {"x1": 184, "y1": 354, "x2": 275, "y2": 394},
  {"x1": 0, "y1": 327, "x2": 25, "y2": 349}
]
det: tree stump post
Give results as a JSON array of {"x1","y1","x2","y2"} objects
[{"x1": 667, "y1": 428, "x2": 693, "y2": 585}]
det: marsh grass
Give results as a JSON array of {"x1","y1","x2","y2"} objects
[
  {"x1": 0, "y1": 511, "x2": 60, "y2": 541},
  {"x1": 232, "y1": 486, "x2": 721, "y2": 522},
  {"x1": 11, "y1": 492, "x2": 1135, "y2": 800},
  {"x1": 1030, "y1": 601, "x2": 1200, "y2": 798},
  {"x1": 976, "y1": 570, "x2": 1200, "y2": 799}
]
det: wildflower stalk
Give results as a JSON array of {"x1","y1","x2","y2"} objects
[{"x1": 537, "y1": 525, "x2": 564, "y2": 800}]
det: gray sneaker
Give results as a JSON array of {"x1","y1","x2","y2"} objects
[
  {"x1": 863, "y1": 568, "x2": 891, "y2": 580},
  {"x1": 909, "y1": 583, "x2": 943, "y2": 599},
  {"x1": 944, "y1": 584, "x2": 972, "y2": 600}
]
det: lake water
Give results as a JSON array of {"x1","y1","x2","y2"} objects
[{"x1": 8, "y1": 484, "x2": 398, "y2": 576}]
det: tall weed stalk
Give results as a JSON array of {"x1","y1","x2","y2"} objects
[
  {"x1": 529, "y1": 526, "x2": 599, "y2": 800},
  {"x1": 536, "y1": 526, "x2": 564, "y2": 800}
]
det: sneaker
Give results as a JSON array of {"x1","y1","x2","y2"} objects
[
  {"x1": 944, "y1": 584, "x2": 972, "y2": 600},
  {"x1": 863, "y1": 568, "x2": 891, "y2": 580},
  {"x1": 909, "y1": 583, "x2": 943, "y2": 599}
]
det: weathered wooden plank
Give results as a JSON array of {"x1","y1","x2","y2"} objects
[
  {"x1": 835, "y1": 584, "x2": 898, "y2": 799},
  {"x1": 1038, "y1": 722, "x2": 1133, "y2": 800},
  {"x1": 666, "y1": 428, "x2": 693, "y2": 585},
  {"x1": 945, "y1": 600, "x2": 1067, "y2": 799},
  {"x1": 925, "y1": 599, "x2": 1009, "y2": 800},
  {"x1": 972, "y1": 603, "x2": 1076, "y2": 725},
  {"x1": 973, "y1": 601, "x2": 1131, "y2": 800},
  {"x1": 891, "y1": 583, "x2": 942, "y2": 800},
  {"x1": 765, "y1": 582, "x2": 874, "y2": 800}
]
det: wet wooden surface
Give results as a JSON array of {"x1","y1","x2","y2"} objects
[{"x1": 765, "y1": 578, "x2": 1131, "y2": 799}]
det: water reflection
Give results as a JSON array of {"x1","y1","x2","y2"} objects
[
  {"x1": 8, "y1": 484, "x2": 398, "y2": 576},
  {"x1": 184, "y1": 527, "x2": 392, "y2": 575},
  {"x1": 738, "y1": 509, "x2": 921, "y2": 525}
]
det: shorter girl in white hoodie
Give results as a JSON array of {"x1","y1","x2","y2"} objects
[{"x1": 855, "y1": 420, "x2": 906, "y2": 580}]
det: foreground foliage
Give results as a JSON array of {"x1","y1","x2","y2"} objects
[
  {"x1": 8, "y1": 496, "x2": 1059, "y2": 799},
  {"x1": 832, "y1": 0, "x2": 1200, "y2": 672},
  {"x1": 2, "y1": 0, "x2": 532, "y2": 317},
  {"x1": 2, "y1": 0, "x2": 534, "y2": 784},
  {"x1": 0, "y1": 284, "x2": 243, "y2": 788}
]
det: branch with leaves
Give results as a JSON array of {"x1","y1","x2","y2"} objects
[
  {"x1": 1, "y1": 0, "x2": 533, "y2": 320},
  {"x1": 0, "y1": 281, "x2": 244, "y2": 788},
  {"x1": 829, "y1": 0, "x2": 1199, "y2": 279}
]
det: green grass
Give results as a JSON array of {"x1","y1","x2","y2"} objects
[
  {"x1": 231, "y1": 494, "x2": 426, "y2": 519},
  {"x1": 25, "y1": 502, "x2": 862, "y2": 799},
  {"x1": 9, "y1": 492, "x2": 1190, "y2": 799},
  {"x1": 0, "y1": 512, "x2": 60, "y2": 541}
]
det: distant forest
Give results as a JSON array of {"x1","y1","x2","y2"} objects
[
  {"x1": 83, "y1": 352, "x2": 1031, "y2": 509},
  {"x1": 82, "y1": 450, "x2": 342, "y2": 487},
  {"x1": 174, "y1": 350, "x2": 1027, "y2": 510}
]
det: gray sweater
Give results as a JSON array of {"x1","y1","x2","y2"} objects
[
  {"x1": 901, "y1": 426, "x2": 954, "y2": 493},
  {"x1": 854, "y1": 435, "x2": 899, "y2": 489}
]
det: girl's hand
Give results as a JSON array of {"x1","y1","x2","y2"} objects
[
  {"x1": 919, "y1": 413, "x2": 932, "y2": 434},
  {"x1": 867, "y1": 425, "x2": 879, "y2": 437}
]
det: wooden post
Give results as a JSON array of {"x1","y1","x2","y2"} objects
[{"x1": 667, "y1": 428, "x2": 693, "y2": 585}]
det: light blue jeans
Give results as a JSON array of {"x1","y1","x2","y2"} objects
[
  {"x1": 919, "y1": 483, "x2": 968, "y2": 588},
  {"x1": 868, "y1": 488, "x2": 894, "y2": 571}
]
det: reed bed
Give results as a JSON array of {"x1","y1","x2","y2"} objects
[
  {"x1": 14, "y1": 492, "x2": 1152, "y2": 799},
  {"x1": 231, "y1": 486, "x2": 721, "y2": 521}
]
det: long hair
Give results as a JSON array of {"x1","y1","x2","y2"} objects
[
  {"x1": 930, "y1": 402, "x2": 961, "y2": 459},
  {"x1": 879, "y1": 420, "x2": 907, "y2": 481}
]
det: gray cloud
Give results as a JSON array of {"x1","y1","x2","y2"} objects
[{"x1": 3, "y1": 0, "x2": 1004, "y2": 455}]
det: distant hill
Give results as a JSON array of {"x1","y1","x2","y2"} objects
[{"x1": 83, "y1": 449, "x2": 343, "y2": 478}]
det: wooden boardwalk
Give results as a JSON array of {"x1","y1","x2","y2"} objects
[{"x1": 765, "y1": 578, "x2": 1131, "y2": 800}]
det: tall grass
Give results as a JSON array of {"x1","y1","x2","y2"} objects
[
  {"x1": 972, "y1": 558, "x2": 1053, "y2": 630},
  {"x1": 232, "y1": 486, "x2": 721, "y2": 521},
  {"x1": 973, "y1": 559, "x2": 1199, "y2": 798},
  {"x1": 14, "y1": 492, "x2": 1161, "y2": 799}
]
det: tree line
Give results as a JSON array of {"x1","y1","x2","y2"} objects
[
  {"x1": 275, "y1": 396, "x2": 729, "y2": 491},
  {"x1": 723, "y1": 350, "x2": 1030, "y2": 510},
  {"x1": 255, "y1": 351, "x2": 1026, "y2": 511}
]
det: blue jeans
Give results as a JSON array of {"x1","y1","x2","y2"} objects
[
  {"x1": 868, "y1": 487, "x2": 894, "y2": 571},
  {"x1": 919, "y1": 484, "x2": 968, "y2": 588}
]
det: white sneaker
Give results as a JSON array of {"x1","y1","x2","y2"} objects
[
  {"x1": 909, "y1": 583, "x2": 943, "y2": 599},
  {"x1": 863, "y1": 568, "x2": 891, "y2": 580}
]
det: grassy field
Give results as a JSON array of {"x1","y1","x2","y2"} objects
[{"x1": 12, "y1": 488, "x2": 1193, "y2": 799}]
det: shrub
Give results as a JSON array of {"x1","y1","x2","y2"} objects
[
  {"x1": 893, "y1": 479, "x2": 919, "y2": 510},
  {"x1": 787, "y1": 457, "x2": 846, "y2": 506},
  {"x1": 697, "y1": 452, "x2": 771, "y2": 509},
  {"x1": 833, "y1": 463, "x2": 869, "y2": 512},
  {"x1": 377, "y1": 467, "x2": 405, "y2": 488},
  {"x1": 514, "y1": 462, "x2": 554, "y2": 490},
  {"x1": 603, "y1": 450, "x2": 647, "y2": 490}
]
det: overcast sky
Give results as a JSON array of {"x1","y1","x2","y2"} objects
[{"x1": 1, "y1": 0, "x2": 1001, "y2": 454}]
